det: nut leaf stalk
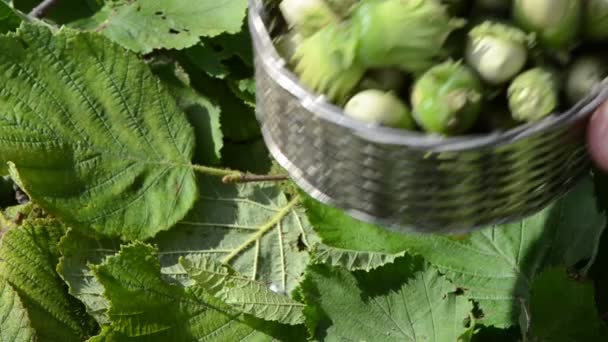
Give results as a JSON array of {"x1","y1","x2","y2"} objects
[
  {"x1": 411, "y1": 60, "x2": 483, "y2": 135},
  {"x1": 344, "y1": 89, "x2": 416, "y2": 129},
  {"x1": 583, "y1": 0, "x2": 608, "y2": 41},
  {"x1": 465, "y1": 21, "x2": 532, "y2": 85},
  {"x1": 351, "y1": 0, "x2": 465, "y2": 74},
  {"x1": 279, "y1": 0, "x2": 340, "y2": 37},
  {"x1": 291, "y1": 23, "x2": 365, "y2": 104},
  {"x1": 513, "y1": 0, "x2": 581, "y2": 50},
  {"x1": 507, "y1": 68, "x2": 559, "y2": 123}
]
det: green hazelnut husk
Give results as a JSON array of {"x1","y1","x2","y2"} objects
[
  {"x1": 411, "y1": 60, "x2": 484, "y2": 135},
  {"x1": 351, "y1": 0, "x2": 466, "y2": 74},
  {"x1": 513, "y1": 0, "x2": 581, "y2": 50},
  {"x1": 292, "y1": 22, "x2": 365, "y2": 104},
  {"x1": 465, "y1": 21, "x2": 532, "y2": 85},
  {"x1": 507, "y1": 68, "x2": 559, "y2": 123}
]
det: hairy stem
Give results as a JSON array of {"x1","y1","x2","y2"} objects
[
  {"x1": 191, "y1": 164, "x2": 289, "y2": 184},
  {"x1": 30, "y1": 0, "x2": 61, "y2": 18},
  {"x1": 222, "y1": 173, "x2": 289, "y2": 184},
  {"x1": 191, "y1": 164, "x2": 240, "y2": 178},
  {"x1": 222, "y1": 196, "x2": 300, "y2": 264}
]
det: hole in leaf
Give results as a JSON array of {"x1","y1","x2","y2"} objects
[
  {"x1": 471, "y1": 300, "x2": 485, "y2": 319},
  {"x1": 452, "y1": 287, "x2": 466, "y2": 296},
  {"x1": 296, "y1": 234, "x2": 308, "y2": 251},
  {"x1": 168, "y1": 28, "x2": 180, "y2": 34},
  {"x1": 154, "y1": 11, "x2": 164, "y2": 15}
]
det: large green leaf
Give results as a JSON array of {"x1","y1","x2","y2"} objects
[
  {"x1": 0, "y1": 24, "x2": 198, "y2": 240},
  {"x1": 303, "y1": 177, "x2": 606, "y2": 328},
  {"x1": 0, "y1": 219, "x2": 98, "y2": 341},
  {"x1": 58, "y1": 177, "x2": 319, "y2": 324},
  {"x1": 88, "y1": 242, "x2": 303, "y2": 341},
  {"x1": 301, "y1": 256, "x2": 474, "y2": 341},
  {"x1": 0, "y1": 278, "x2": 35, "y2": 342},
  {"x1": 181, "y1": 257, "x2": 305, "y2": 325},
  {"x1": 72, "y1": 0, "x2": 248, "y2": 53},
  {"x1": 526, "y1": 266, "x2": 608, "y2": 341}
]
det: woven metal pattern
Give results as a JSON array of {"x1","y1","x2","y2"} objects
[{"x1": 249, "y1": 0, "x2": 608, "y2": 234}]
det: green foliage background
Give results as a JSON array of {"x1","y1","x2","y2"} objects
[{"x1": 0, "y1": 1, "x2": 607, "y2": 341}]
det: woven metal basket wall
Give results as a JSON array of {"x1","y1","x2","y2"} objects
[{"x1": 248, "y1": 0, "x2": 608, "y2": 234}]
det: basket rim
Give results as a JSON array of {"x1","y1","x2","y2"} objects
[{"x1": 248, "y1": 0, "x2": 608, "y2": 152}]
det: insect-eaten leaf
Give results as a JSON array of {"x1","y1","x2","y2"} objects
[
  {"x1": 303, "y1": 176, "x2": 606, "y2": 328},
  {"x1": 57, "y1": 177, "x2": 319, "y2": 324},
  {"x1": 154, "y1": 175, "x2": 320, "y2": 295},
  {"x1": 71, "y1": 0, "x2": 249, "y2": 53},
  {"x1": 300, "y1": 255, "x2": 474, "y2": 341}
]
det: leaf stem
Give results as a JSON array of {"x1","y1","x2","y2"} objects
[
  {"x1": 191, "y1": 164, "x2": 240, "y2": 178},
  {"x1": 222, "y1": 173, "x2": 289, "y2": 184},
  {"x1": 222, "y1": 196, "x2": 300, "y2": 264},
  {"x1": 191, "y1": 164, "x2": 289, "y2": 184},
  {"x1": 30, "y1": 0, "x2": 61, "y2": 18}
]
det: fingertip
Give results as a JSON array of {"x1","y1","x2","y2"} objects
[{"x1": 587, "y1": 101, "x2": 608, "y2": 171}]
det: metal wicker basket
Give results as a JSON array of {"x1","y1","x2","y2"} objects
[{"x1": 248, "y1": 0, "x2": 608, "y2": 235}]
